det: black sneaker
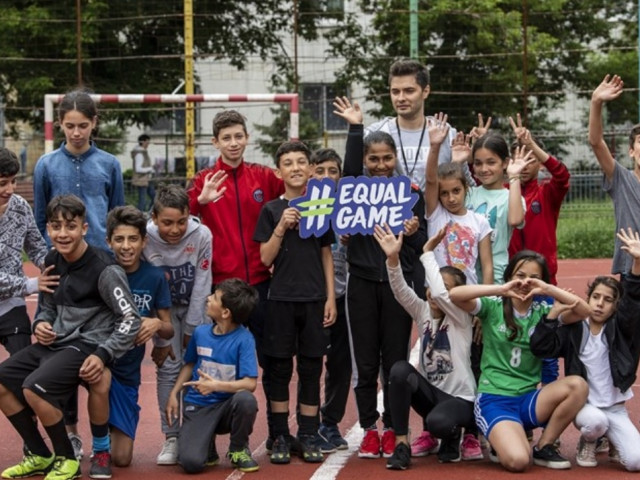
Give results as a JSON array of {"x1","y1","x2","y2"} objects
[
  {"x1": 227, "y1": 448, "x2": 259, "y2": 472},
  {"x1": 312, "y1": 431, "x2": 337, "y2": 454},
  {"x1": 437, "y1": 428, "x2": 463, "y2": 463},
  {"x1": 386, "y1": 443, "x2": 411, "y2": 470},
  {"x1": 270, "y1": 435, "x2": 291, "y2": 465},
  {"x1": 319, "y1": 423, "x2": 348, "y2": 450},
  {"x1": 533, "y1": 444, "x2": 571, "y2": 469},
  {"x1": 294, "y1": 434, "x2": 324, "y2": 463},
  {"x1": 89, "y1": 451, "x2": 112, "y2": 479}
]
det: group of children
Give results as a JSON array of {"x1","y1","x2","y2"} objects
[{"x1": 0, "y1": 63, "x2": 639, "y2": 480}]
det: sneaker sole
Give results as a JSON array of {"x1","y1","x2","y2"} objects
[
  {"x1": 382, "y1": 452, "x2": 394, "y2": 459},
  {"x1": 576, "y1": 460, "x2": 598, "y2": 468},
  {"x1": 533, "y1": 459, "x2": 571, "y2": 470},
  {"x1": 386, "y1": 464, "x2": 408, "y2": 470},
  {"x1": 236, "y1": 465, "x2": 260, "y2": 473},
  {"x1": 358, "y1": 452, "x2": 381, "y2": 459},
  {"x1": 411, "y1": 450, "x2": 436, "y2": 458},
  {"x1": 462, "y1": 453, "x2": 484, "y2": 461},
  {"x1": 89, "y1": 473, "x2": 112, "y2": 479},
  {"x1": 156, "y1": 459, "x2": 178, "y2": 466}
]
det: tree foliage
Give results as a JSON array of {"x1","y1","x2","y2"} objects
[
  {"x1": 0, "y1": 1, "x2": 328, "y2": 133},
  {"x1": 325, "y1": 0, "x2": 636, "y2": 139}
]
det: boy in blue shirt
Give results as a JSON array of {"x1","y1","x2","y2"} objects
[
  {"x1": 166, "y1": 278, "x2": 260, "y2": 473},
  {"x1": 101, "y1": 205, "x2": 173, "y2": 473}
]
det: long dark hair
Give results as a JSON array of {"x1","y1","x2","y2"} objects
[{"x1": 502, "y1": 250, "x2": 550, "y2": 341}]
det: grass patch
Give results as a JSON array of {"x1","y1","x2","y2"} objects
[{"x1": 557, "y1": 201, "x2": 615, "y2": 259}]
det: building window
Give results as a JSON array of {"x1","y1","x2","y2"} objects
[
  {"x1": 301, "y1": 83, "x2": 348, "y2": 133},
  {"x1": 150, "y1": 106, "x2": 200, "y2": 134}
]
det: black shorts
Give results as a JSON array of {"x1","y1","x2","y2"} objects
[
  {"x1": 0, "y1": 306, "x2": 32, "y2": 355},
  {"x1": 264, "y1": 300, "x2": 329, "y2": 358},
  {"x1": 0, "y1": 343, "x2": 89, "y2": 410}
]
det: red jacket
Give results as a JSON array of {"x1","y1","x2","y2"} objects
[
  {"x1": 188, "y1": 157, "x2": 284, "y2": 285},
  {"x1": 508, "y1": 155, "x2": 570, "y2": 285}
]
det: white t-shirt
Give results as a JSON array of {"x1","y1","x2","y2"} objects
[
  {"x1": 427, "y1": 202, "x2": 492, "y2": 285},
  {"x1": 580, "y1": 323, "x2": 633, "y2": 408}
]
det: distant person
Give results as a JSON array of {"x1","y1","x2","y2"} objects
[
  {"x1": 588, "y1": 74, "x2": 640, "y2": 277},
  {"x1": 364, "y1": 58, "x2": 456, "y2": 192},
  {"x1": 131, "y1": 134, "x2": 155, "y2": 212},
  {"x1": 33, "y1": 90, "x2": 125, "y2": 253}
]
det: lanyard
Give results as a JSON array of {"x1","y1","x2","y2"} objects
[{"x1": 395, "y1": 117, "x2": 427, "y2": 178}]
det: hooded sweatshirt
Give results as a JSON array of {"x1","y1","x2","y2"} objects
[{"x1": 143, "y1": 216, "x2": 212, "y2": 335}]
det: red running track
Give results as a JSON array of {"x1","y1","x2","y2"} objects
[{"x1": 1, "y1": 258, "x2": 639, "y2": 479}]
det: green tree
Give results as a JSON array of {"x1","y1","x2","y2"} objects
[
  {"x1": 325, "y1": 0, "x2": 632, "y2": 140},
  {"x1": 0, "y1": 1, "x2": 329, "y2": 132}
]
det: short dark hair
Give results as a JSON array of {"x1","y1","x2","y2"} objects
[
  {"x1": 107, "y1": 205, "x2": 147, "y2": 239},
  {"x1": 389, "y1": 58, "x2": 430, "y2": 89},
  {"x1": 212, "y1": 110, "x2": 247, "y2": 138},
  {"x1": 363, "y1": 131, "x2": 397, "y2": 155},
  {"x1": 138, "y1": 134, "x2": 150, "y2": 145},
  {"x1": 586, "y1": 276, "x2": 623, "y2": 315},
  {"x1": 473, "y1": 132, "x2": 510, "y2": 162},
  {"x1": 152, "y1": 184, "x2": 189, "y2": 215},
  {"x1": 437, "y1": 162, "x2": 469, "y2": 191},
  {"x1": 58, "y1": 90, "x2": 98, "y2": 123},
  {"x1": 440, "y1": 266, "x2": 467, "y2": 287},
  {"x1": 46, "y1": 194, "x2": 86, "y2": 223},
  {"x1": 216, "y1": 278, "x2": 259, "y2": 325},
  {"x1": 311, "y1": 148, "x2": 343, "y2": 173},
  {"x1": 274, "y1": 141, "x2": 311, "y2": 168},
  {"x1": 0, "y1": 148, "x2": 20, "y2": 177},
  {"x1": 629, "y1": 124, "x2": 640, "y2": 149}
]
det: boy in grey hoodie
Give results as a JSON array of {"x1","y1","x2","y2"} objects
[{"x1": 143, "y1": 184, "x2": 213, "y2": 465}]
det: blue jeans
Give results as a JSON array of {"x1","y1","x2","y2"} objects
[{"x1": 137, "y1": 183, "x2": 155, "y2": 212}]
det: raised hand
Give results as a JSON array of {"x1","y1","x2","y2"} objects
[
  {"x1": 508, "y1": 113, "x2": 533, "y2": 148},
  {"x1": 618, "y1": 228, "x2": 640, "y2": 259},
  {"x1": 373, "y1": 223, "x2": 403, "y2": 258},
  {"x1": 424, "y1": 226, "x2": 446, "y2": 253},
  {"x1": 427, "y1": 112, "x2": 450, "y2": 146},
  {"x1": 333, "y1": 96, "x2": 363, "y2": 125},
  {"x1": 592, "y1": 74, "x2": 624, "y2": 103},
  {"x1": 197, "y1": 170, "x2": 228, "y2": 204},
  {"x1": 451, "y1": 131, "x2": 472, "y2": 164},
  {"x1": 469, "y1": 113, "x2": 492, "y2": 140},
  {"x1": 506, "y1": 145, "x2": 536, "y2": 179}
]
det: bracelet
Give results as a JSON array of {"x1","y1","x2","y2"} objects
[
  {"x1": 508, "y1": 176, "x2": 520, "y2": 184},
  {"x1": 273, "y1": 231, "x2": 284, "y2": 238}
]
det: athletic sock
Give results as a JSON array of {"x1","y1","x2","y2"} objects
[
  {"x1": 90, "y1": 422, "x2": 110, "y2": 453},
  {"x1": 8, "y1": 409, "x2": 51, "y2": 457},
  {"x1": 44, "y1": 419, "x2": 75, "y2": 460},
  {"x1": 272, "y1": 412, "x2": 290, "y2": 437},
  {"x1": 298, "y1": 414, "x2": 319, "y2": 436}
]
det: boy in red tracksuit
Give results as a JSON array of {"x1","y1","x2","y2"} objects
[
  {"x1": 187, "y1": 109, "x2": 284, "y2": 445},
  {"x1": 507, "y1": 114, "x2": 570, "y2": 286}
]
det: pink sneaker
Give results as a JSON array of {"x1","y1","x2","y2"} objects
[
  {"x1": 410, "y1": 431, "x2": 439, "y2": 457},
  {"x1": 461, "y1": 433, "x2": 484, "y2": 461},
  {"x1": 358, "y1": 430, "x2": 381, "y2": 458},
  {"x1": 381, "y1": 430, "x2": 396, "y2": 458}
]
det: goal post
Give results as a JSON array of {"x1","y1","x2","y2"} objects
[{"x1": 44, "y1": 93, "x2": 299, "y2": 177}]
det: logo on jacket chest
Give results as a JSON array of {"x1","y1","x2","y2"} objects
[{"x1": 253, "y1": 189, "x2": 264, "y2": 203}]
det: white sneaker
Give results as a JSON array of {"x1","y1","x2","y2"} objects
[
  {"x1": 68, "y1": 433, "x2": 84, "y2": 460},
  {"x1": 576, "y1": 436, "x2": 597, "y2": 467},
  {"x1": 157, "y1": 437, "x2": 179, "y2": 465}
]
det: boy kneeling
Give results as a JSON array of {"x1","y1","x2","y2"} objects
[
  {"x1": 166, "y1": 279, "x2": 260, "y2": 473},
  {"x1": 0, "y1": 195, "x2": 140, "y2": 480}
]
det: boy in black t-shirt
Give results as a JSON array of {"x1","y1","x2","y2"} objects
[{"x1": 253, "y1": 141, "x2": 336, "y2": 465}]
